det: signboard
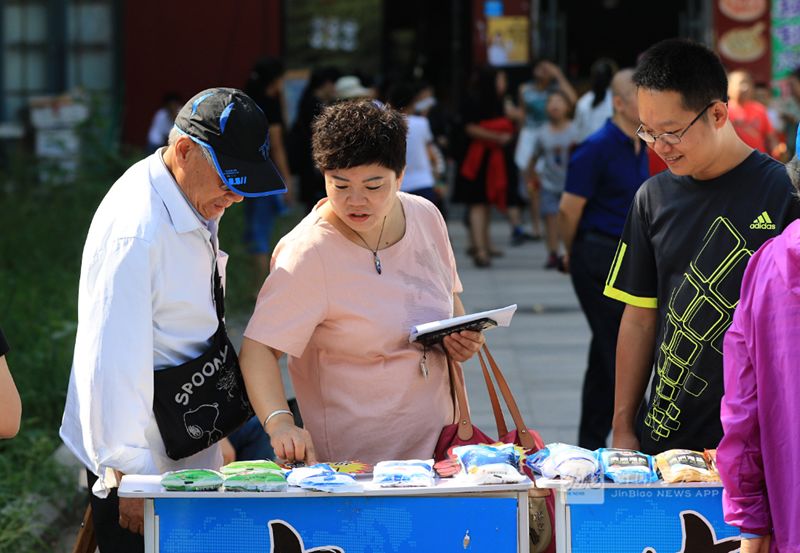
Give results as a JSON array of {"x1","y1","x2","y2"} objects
[
  {"x1": 566, "y1": 485, "x2": 740, "y2": 553},
  {"x1": 772, "y1": 0, "x2": 800, "y2": 93},
  {"x1": 154, "y1": 495, "x2": 520, "y2": 553},
  {"x1": 486, "y1": 16, "x2": 530, "y2": 66},
  {"x1": 285, "y1": 1, "x2": 382, "y2": 76},
  {"x1": 713, "y1": 0, "x2": 772, "y2": 83}
]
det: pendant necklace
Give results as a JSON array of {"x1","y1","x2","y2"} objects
[{"x1": 351, "y1": 216, "x2": 387, "y2": 275}]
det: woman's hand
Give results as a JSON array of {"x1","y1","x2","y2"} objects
[
  {"x1": 265, "y1": 415, "x2": 318, "y2": 464},
  {"x1": 442, "y1": 330, "x2": 485, "y2": 362}
]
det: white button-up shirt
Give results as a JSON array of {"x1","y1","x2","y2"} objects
[{"x1": 60, "y1": 151, "x2": 226, "y2": 491}]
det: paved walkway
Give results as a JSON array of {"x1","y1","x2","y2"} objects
[{"x1": 445, "y1": 213, "x2": 590, "y2": 446}]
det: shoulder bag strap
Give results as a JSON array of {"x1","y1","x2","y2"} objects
[
  {"x1": 477, "y1": 348, "x2": 508, "y2": 437},
  {"x1": 446, "y1": 353, "x2": 475, "y2": 441},
  {"x1": 481, "y1": 344, "x2": 535, "y2": 450},
  {"x1": 212, "y1": 259, "x2": 225, "y2": 324}
]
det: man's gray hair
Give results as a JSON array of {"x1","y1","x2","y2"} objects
[{"x1": 167, "y1": 127, "x2": 216, "y2": 169}]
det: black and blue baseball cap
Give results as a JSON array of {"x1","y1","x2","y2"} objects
[{"x1": 174, "y1": 87, "x2": 286, "y2": 197}]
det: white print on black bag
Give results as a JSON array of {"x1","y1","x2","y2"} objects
[
  {"x1": 217, "y1": 363, "x2": 251, "y2": 411},
  {"x1": 183, "y1": 403, "x2": 223, "y2": 446}
]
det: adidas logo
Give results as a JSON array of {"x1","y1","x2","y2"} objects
[{"x1": 750, "y1": 210, "x2": 776, "y2": 230}]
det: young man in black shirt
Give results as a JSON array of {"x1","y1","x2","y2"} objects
[{"x1": 604, "y1": 39, "x2": 800, "y2": 454}]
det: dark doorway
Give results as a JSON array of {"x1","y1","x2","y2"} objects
[
  {"x1": 558, "y1": 0, "x2": 691, "y2": 85},
  {"x1": 382, "y1": 0, "x2": 471, "y2": 108}
]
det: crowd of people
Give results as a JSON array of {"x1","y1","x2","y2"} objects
[{"x1": 3, "y1": 37, "x2": 800, "y2": 553}]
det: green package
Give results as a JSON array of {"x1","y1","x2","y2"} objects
[
  {"x1": 220, "y1": 459, "x2": 282, "y2": 475},
  {"x1": 223, "y1": 469, "x2": 287, "y2": 492},
  {"x1": 160, "y1": 469, "x2": 223, "y2": 491}
]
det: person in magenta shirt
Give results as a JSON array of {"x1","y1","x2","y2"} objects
[
  {"x1": 718, "y1": 152, "x2": 800, "y2": 553},
  {"x1": 239, "y1": 100, "x2": 485, "y2": 464}
]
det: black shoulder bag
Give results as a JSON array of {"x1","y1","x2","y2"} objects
[{"x1": 152, "y1": 262, "x2": 254, "y2": 460}]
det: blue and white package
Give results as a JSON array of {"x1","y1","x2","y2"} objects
[
  {"x1": 372, "y1": 460, "x2": 435, "y2": 488},
  {"x1": 286, "y1": 464, "x2": 363, "y2": 493},
  {"x1": 597, "y1": 448, "x2": 659, "y2": 483},
  {"x1": 526, "y1": 443, "x2": 600, "y2": 482},
  {"x1": 453, "y1": 444, "x2": 526, "y2": 485}
]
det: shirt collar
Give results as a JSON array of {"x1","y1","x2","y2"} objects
[
  {"x1": 605, "y1": 118, "x2": 640, "y2": 148},
  {"x1": 149, "y1": 148, "x2": 211, "y2": 236}
]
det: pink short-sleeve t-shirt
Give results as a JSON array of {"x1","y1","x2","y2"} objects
[{"x1": 244, "y1": 192, "x2": 463, "y2": 463}]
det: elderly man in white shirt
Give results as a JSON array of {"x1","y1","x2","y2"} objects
[{"x1": 60, "y1": 88, "x2": 286, "y2": 552}]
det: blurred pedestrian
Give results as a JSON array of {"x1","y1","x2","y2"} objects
[
  {"x1": 334, "y1": 75, "x2": 373, "y2": 100},
  {"x1": 779, "y1": 67, "x2": 800, "y2": 159},
  {"x1": 146, "y1": 92, "x2": 182, "y2": 152},
  {"x1": 728, "y1": 69, "x2": 779, "y2": 156},
  {"x1": 514, "y1": 59, "x2": 578, "y2": 244},
  {"x1": 59, "y1": 88, "x2": 286, "y2": 552},
  {"x1": 389, "y1": 81, "x2": 444, "y2": 212},
  {"x1": 526, "y1": 90, "x2": 578, "y2": 269},
  {"x1": 718, "y1": 151, "x2": 800, "y2": 553},
  {"x1": 557, "y1": 69, "x2": 649, "y2": 449},
  {"x1": 573, "y1": 58, "x2": 617, "y2": 143},
  {"x1": 0, "y1": 326, "x2": 21, "y2": 439},
  {"x1": 288, "y1": 66, "x2": 340, "y2": 213},
  {"x1": 606, "y1": 39, "x2": 800, "y2": 455},
  {"x1": 243, "y1": 58, "x2": 293, "y2": 282},
  {"x1": 454, "y1": 67, "x2": 520, "y2": 267}
]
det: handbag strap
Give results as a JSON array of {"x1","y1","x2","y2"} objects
[
  {"x1": 480, "y1": 344, "x2": 535, "y2": 450},
  {"x1": 478, "y1": 349, "x2": 508, "y2": 437},
  {"x1": 446, "y1": 354, "x2": 475, "y2": 441}
]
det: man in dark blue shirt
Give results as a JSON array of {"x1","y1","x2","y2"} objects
[{"x1": 558, "y1": 69, "x2": 650, "y2": 449}]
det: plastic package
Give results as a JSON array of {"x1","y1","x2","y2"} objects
[
  {"x1": 223, "y1": 469, "x2": 287, "y2": 492},
  {"x1": 453, "y1": 444, "x2": 527, "y2": 485},
  {"x1": 160, "y1": 469, "x2": 223, "y2": 491},
  {"x1": 220, "y1": 459, "x2": 282, "y2": 475},
  {"x1": 656, "y1": 449, "x2": 719, "y2": 483},
  {"x1": 704, "y1": 449, "x2": 718, "y2": 474},
  {"x1": 372, "y1": 460, "x2": 436, "y2": 488},
  {"x1": 526, "y1": 443, "x2": 600, "y2": 482},
  {"x1": 286, "y1": 464, "x2": 363, "y2": 493},
  {"x1": 598, "y1": 448, "x2": 659, "y2": 483}
]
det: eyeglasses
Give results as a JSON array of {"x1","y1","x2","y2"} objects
[{"x1": 636, "y1": 102, "x2": 718, "y2": 146}]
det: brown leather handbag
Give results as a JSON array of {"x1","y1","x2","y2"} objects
[{"x1": 433, "y1": 344, "x2": 555, "y2": 553}]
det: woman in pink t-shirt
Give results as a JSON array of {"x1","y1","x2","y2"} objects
[{"x1": 239, "y1": 100, "x2": 485, "y2": 464}]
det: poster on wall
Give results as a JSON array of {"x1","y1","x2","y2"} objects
[
  {"x1": 285, "y1": 0, "x2": 382, "y2": 76},
  {"x1": 713, "y1": 0, "x2": 771, "y2": 83},
  {"x1": 486, "y1": 16, "x2": 530, "y2": 66},
  {"x1": 772, "y1": 0, "x2": 800, "y2": 94}
]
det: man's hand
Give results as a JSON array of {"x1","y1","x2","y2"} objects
[
  {"x1": 740, "y1": 535, "x2": 770, "y2": 553},
  {"x1": 443, "y1": 330, "x2": 485, "y2": 363},
  {"x1": 266, "y1": 416, "x2": 318, "y2": 464},
  {"x1": 611, "y1": 427, "x2": 641, "y2": 451},
  {"x1": 118, "y1": 497, "x2": 144, "y2": 535}
]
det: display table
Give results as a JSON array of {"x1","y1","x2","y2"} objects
[
  {"x1": 535, "y1": 478, "x2": 741, "y2": 553},
  {"x1": 120, "y1": 475, "x2": 532, "y2": 553}
]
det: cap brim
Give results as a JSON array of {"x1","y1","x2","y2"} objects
[{"x1": 216, "y1": 152, "x2": 287, "y2": 198}]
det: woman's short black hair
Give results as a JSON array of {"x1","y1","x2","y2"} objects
[
  {"x1": 312, "y1": 100, "x2": 407, "y2": 176},
  {"x1": 633, "y1": 38, "x2": 729, "y2": 112}
]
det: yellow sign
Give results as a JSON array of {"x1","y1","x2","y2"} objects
[{"x1": 486, "y1": 16, "x2": 530, "y2": 66}]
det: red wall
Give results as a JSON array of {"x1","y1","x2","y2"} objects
[{"x1": 122, "y1": 0, "x2": 282, "y2": 146}]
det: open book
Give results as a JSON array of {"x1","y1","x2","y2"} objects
[{"x1": 409, "y1": 304, "x2": 517, "y2": 347}]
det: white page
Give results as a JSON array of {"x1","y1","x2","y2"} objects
[{"x1": 409, "y1": 304, "x2": 517, "y2": 343}]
